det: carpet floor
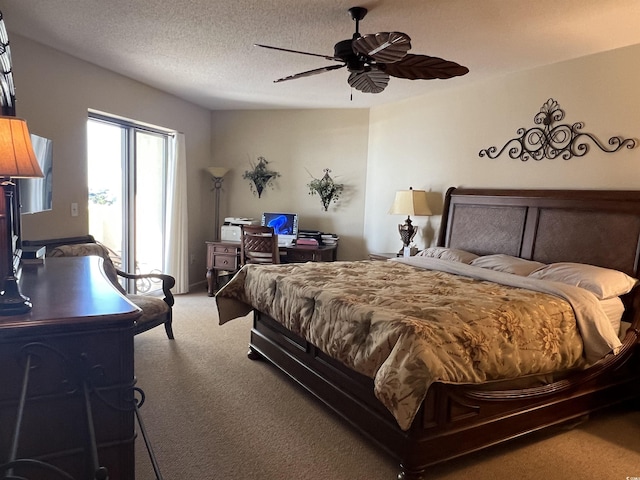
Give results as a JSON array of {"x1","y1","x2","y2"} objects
[{"x1": 134, "y1": 291, "x2": 640, "y2": 480}]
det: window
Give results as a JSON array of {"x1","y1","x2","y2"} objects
[{"x1": 87, "y1": 113, "x2": 171, "y2": 293}]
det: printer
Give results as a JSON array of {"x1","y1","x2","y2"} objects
[{"x1": 221, "y1": 217, "x2": 258, "y2": 242}]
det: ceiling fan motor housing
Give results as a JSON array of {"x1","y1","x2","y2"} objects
[{"x1": 334, "y1": 39, "x2": 365, "y2": 73}]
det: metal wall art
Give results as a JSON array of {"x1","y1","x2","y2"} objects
[
  {"x1": 307, "y1": 168, "x2": 344, "y2": 211},
  {"x1": 479, "y1": 99, "x2": 636, "y2": 161},
  {"x1": 242, "y1": 156, "x2": 280, "y2": 198}
]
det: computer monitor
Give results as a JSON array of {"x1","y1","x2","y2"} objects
[{"x1": 261, "y1": 212, "x2": 299, "y2": 246}]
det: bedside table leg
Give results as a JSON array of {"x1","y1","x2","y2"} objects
[{"x1": 206, "y1": 268, "x2": 215, "y2": 296}]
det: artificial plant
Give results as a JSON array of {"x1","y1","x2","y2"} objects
[{"x1": 242, "y1": 156, "x2": 280, "y2": 198}]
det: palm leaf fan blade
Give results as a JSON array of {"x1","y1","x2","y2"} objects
[
  {"x1": 274, "y1": 64, "x2": 345, "y2": 83},
  {"x1": 254, "y1": 43, "x2": 342, "y2": 62},
  {"x1": 347, "y1": 70, "x2": 390, "y2": 93},
  {"x1": 382, "y1": 54, "x2": 469, "y2": 80},
  {"x1": 352, "y1": 32, "x2": 411, "y2": 63}
]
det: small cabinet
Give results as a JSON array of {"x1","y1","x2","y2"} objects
[{"x1": 206, "y1": 242, "x2": 241, "y2": 296}]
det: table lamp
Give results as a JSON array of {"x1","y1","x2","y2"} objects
[
  {"x1": 0, "y1": 116, "x2": 44, "y2": 315},
  {"x1": 206, "y1": 166, "x2": 229, "y2": 242},
  {"x1": 388, "y1": 187, "x2": 432, "y2": 255}
]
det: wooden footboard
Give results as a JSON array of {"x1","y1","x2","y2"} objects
[{"x1": 249, "y1": 310, "x2": 640, "y2": 479}]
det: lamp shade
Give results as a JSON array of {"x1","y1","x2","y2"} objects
[
  {"x1": 206, "y1": 166, "x2": 229, "y2": 179},
  {"x1": 0, "y1": 116, "x2": 44, "y2": 178},
  {"x1": 388, "y1": 188, "x2": 432, "y2": 216}
]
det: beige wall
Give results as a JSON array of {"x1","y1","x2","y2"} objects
[
  {"x1": 365, "y1": 43, "x2": 640, "y2": 254},
  {"x1": 210, "y1": 109, "x2": 369, "y2": 261},
  {"x1": 10, "y1": 30, "x2": 640, "y2": 282},
  {"x1": 10, "y1": 34, "x2": 212, "y2": 288}
]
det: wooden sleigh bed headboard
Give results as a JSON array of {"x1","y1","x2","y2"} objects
[{"x1": 439, "y1": 187, "x2": 640, "y2": 277}]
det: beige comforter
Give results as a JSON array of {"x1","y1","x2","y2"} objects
[{"x1": 215, "y1": 258, "x2": 616, "y2": 430}]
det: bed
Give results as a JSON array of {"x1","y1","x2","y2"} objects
[{"x1": 215, "y1": 187, "x2": 640, "y2": 480}]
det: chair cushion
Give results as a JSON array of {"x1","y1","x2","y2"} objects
[{"x1": 127, "y1": 294, "x2": 170, "y2": 325}]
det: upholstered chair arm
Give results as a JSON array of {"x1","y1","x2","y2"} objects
[{"x1": 116, "y1": 269, "x2": 176, "y2": 307}]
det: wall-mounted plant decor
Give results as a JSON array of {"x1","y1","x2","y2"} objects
[
  {"x1": 242, "y1": 156, "x2": 280, "y2": 198},
  {"x1": 307, "y1": 168, "x2": 344, "y2": 211},
  {"x1": 479, "y1": 98, "x2": 637, "y2": 161}
]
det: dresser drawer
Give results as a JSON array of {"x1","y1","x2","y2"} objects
[
  {"x1": 286, "y1": 249, "x2": 316, "y2": 262},
  {"x1": 213, "y1": 254, "x2": 238, "y2": 270},
  {"x1": 213, "y1": 245, "x2": 239, "y2": 255}
]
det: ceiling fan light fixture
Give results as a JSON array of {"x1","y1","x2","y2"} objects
[{"x1": 346, "y1": 58, "x2": 365, "y2": 73}]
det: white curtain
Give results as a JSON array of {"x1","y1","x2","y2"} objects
[{"x1": 164, "y1": 133, "x2": 189, "y2": 293}]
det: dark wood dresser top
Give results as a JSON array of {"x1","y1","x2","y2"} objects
[{"x1": 0, "y1": 256, "x2": 140, "y2": 331}]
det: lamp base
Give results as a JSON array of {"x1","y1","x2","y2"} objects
[
  {"x1": 0, "y1": 276, "x2": 32, "y2": 315},
  {"x1": 397, "y1": 245, "x2": 419, "y2": 257},
  {"x1": 397, "y1": 216, "x2": 417, "y2": 255}
]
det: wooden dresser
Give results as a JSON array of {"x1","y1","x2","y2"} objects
[{"x1": 0, "y1": 256, "x2": 141, "y2": 479}]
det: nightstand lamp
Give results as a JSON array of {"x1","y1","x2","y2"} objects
[
  {"x1": 0, "y1": 116, "x2": 44, "y2": 315},
  {"x1": 206, "y1": 166, "x2": 230, "y2": 242},
  {"x1": 388, "y1": 187, "x2": 432, "y2": 255}
]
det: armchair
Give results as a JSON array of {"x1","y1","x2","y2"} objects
[{"x1": 48, "y1": 243, "x2": 176, "y2": 339}]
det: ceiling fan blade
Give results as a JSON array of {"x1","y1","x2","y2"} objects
[
  {"x1": 352, "y1": 32, "x2": 411, "y2": 63},
  {"x1": 254, "y1": 44, "x2": 342, "y2": 62},
  {"x1": 274, "y1": 64, "x2": 345, "y2": 83},
  {"x1": 347, "y1": 70, "x2": 390, "y2": 94},
  {"x1": 381, "y1": 53, "x2": 469, "y2": 80}
]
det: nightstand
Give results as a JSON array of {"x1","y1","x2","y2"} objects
[
  {"x1": 206, "y1": 241, "x2": 241, "y2": 296},
  {"x1": 368, "y1": 252, "x2": 399, "y2": 261}
]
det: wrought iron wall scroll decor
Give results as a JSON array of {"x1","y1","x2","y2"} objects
[{"x1": 479, "y1": 99, "x2": 636, "y2": 161}]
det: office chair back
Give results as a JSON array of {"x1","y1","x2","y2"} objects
[{"x1": 240, "y1": 225, "x2": 280, "y2": 265}]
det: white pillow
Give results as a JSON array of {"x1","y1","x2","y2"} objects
[
  {"x1": 599, "y1": 297, "x2": 625, "y2": 336},
  {"x1": 470, "y1": 254, "x2": 545, "y2": 276},
  {"x1": 416, "y1": 247, "x2": 478, "y2": 264},
  {"x1": 528, "y1": 262, "x2": 638, "y2": 300}
]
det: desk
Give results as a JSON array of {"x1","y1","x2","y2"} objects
[{"x1": 206, "y1": 241, "x2": 337, "y2": 296}]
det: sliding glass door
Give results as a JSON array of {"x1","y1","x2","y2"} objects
[{"x1": 87, "y1": 114, "x2": 169, "y2": 293}]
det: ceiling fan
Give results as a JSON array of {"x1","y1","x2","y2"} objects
[{"x1": 255, "y1": 6, "x2": 469, "y2": 94}]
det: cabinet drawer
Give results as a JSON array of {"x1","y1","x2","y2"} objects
[
  {"x1": 214, "y1": 245, "x2": 239, "y2": 255},
  {"x1": 286, "y1": 250, "x2": 315, "y2": 262},
  {"x1": 213, "y1": 254, "x2": 238, "y2": 270}
]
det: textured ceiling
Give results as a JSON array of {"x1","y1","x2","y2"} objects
[{"x1": 1, "y1": 0, "x2": 640, "y2": 110}]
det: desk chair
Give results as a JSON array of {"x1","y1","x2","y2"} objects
[
  {"x1": 240, "y1": 225, "x2": 280, "y2": 266},
  {"x1": 48, "y1": 242, "x2": 176, "y2": 339}
]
